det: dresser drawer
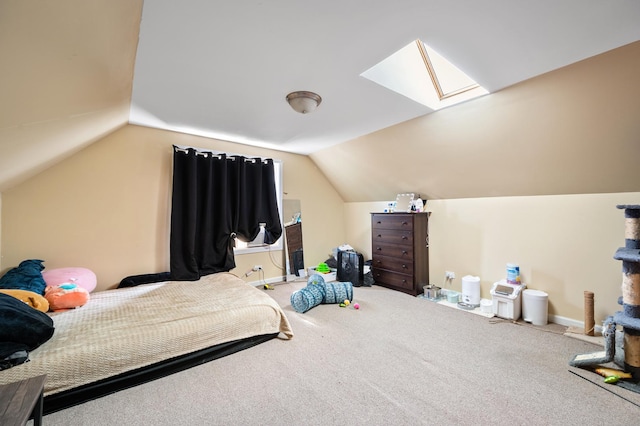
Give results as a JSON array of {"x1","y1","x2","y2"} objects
[
  {"x1": 371, "y1": 214, "x2": 414, "y2": 231},
  {"x1": 372, "y1": 229, "x2": 413, "y2": 246},
  {"x1": 372, "y1": 242, "x2": 413, "y2": 260},
  {"x1": 371, "y1": 268, "x2": 414, "y2": 291},
  {"x1": 372, "y1": 254, "x2": 413, "y2": 275}
]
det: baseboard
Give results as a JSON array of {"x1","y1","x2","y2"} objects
[
  {"x1": 285, "y1": 273, "x2": 309, "y2": 283},
  {"x1": 248, "y1": 275, "x2": 286, "y2": 287},
  {"x1": 550, "y1": 314, "x2": 603, "y2": 334}
]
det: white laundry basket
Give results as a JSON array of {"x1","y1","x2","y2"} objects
[{"x1": 522, "y1": 289, "x2": 549, "y2": 326}]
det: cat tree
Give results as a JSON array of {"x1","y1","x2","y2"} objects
[
  {"x1": 570, "y1": 205, "x2": 640, "y2": 379},
  {"x1": 612, "y1": 204, "x2": 640, "y2": 378}
]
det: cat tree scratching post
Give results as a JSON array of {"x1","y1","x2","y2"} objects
[{"x1": 613, "y1": 204, "x2": 640, "y2": 378}]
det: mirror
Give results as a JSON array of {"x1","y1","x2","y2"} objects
[
  {"x1": 283, "y1": 199, "x2": 302, "y2": 226},
  {"x1": 283, "y1": 200, "x2": 303, "y2": 276},
  {"x1": 395, "y1": 193, "x2": 415, "y2": 213}
]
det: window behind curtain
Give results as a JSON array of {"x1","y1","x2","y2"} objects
[{"x1": 234, "y1": 159, "x2": 283, "y2": 254}]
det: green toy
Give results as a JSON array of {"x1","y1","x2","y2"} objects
[{"x1": 316, "y1": 262, "x2": 330, "y2": 273}]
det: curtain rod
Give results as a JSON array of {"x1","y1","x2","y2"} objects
[{"x1": 173, "y1": 145, "x2": 271, "y2": 163}]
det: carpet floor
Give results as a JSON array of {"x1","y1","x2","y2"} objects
[{"x1": 40, "y1": 280, "x2": 640, "y2": 425}]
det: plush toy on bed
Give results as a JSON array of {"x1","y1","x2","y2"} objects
[
  {"x1": 0, "y1": 289, "x2": 49, "y2": 313},
  {"x1": 45, "y1": 283, "x2": 90, "y2": 312}
]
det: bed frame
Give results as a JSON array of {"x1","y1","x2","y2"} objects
[{"x1": 43, "y1": 332, "x2": 277, "y2": 414}]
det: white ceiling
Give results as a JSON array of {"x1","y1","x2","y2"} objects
[{"x1": 130, "y1": 0, "x2": 640, "y2": 155}]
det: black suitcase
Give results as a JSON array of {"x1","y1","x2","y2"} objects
[{"x1": 337, "y1": 250, "x2": 364, "y2": 286}]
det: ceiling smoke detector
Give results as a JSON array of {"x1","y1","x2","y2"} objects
[{"x1": 286, "y1": 91, "x2": 322, "y2": 114}]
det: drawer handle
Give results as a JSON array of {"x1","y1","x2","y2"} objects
[
  {"x1": 402, "y1": 221, "x2": 408, "y2": 225},
  {"x1": 376, "y1": 260, "x2": 381, "y2": 265},
  {"x1": 402, "y1": 250, "x2": 408, "y2": 255},
  {"x1": 377, "y1": 234, "x2": 382, "y2": 238},
  {"x1": 402, "y1": 279, "x2": 407, "y2": 284},
  {"x1": 401, "y1": 236, "x2": 408, "y2": 240},
  {"x1": 402, "y1": 264, "x2": 407, "y2": 269},
  {"x1": 377, "y1": 221, "x2": 382, "y2": 224},
  {"x1": 376, "y1": 247, "x2": 382, "y2": 251}
]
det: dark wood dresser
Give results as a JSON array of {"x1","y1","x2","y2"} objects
[{"x1": 371, "y1": 212, "x2": 429, "y2": 296}]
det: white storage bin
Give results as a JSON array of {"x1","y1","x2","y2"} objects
[
  {"x1": 490, "y1": 280, "x2": 526, "y2": 320},
  {"x1": 307, "y1": 267, "x2": 337, "y2": 283}
]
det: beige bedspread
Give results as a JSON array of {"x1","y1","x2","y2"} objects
[{"x1": 0, "y1": 272, "x2": 292, "y2": 396}]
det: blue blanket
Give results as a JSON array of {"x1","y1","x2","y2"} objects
[{"x1": 0, "y1": 259, "x2": 47, "y2": 295}]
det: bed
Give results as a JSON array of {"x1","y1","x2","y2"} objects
[{"x1": 0, "y1": 272, "x2": 293, "y2": 414}]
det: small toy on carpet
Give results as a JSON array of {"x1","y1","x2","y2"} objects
[
  {"x1": 593, "y1": 366, "x2": 632, "y2": 384},
  {"x1": 339, "y1": 299, "x2": 361, "y2": 309}
]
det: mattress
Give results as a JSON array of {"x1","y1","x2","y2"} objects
[{"x1": 0, "y1": 272, "x2": 293, "y2": 410}]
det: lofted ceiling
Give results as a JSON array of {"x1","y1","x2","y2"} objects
[
  {"x1": 130, "y1": 1, "x2": 640, "y2": 154},
  {"x1": 1, "y1": 1, "x2": 640, "y2": 193}
]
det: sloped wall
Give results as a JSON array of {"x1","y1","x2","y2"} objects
[
  {"x1": 0, "y1": 0, "x2": 142, "y2": 192},
  {"x1": 312, "y1": 41, "x2": 640, "y2": 202}
]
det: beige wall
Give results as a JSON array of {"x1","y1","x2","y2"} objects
[
  {"x1": 1, "y1": 125, "x2": 345, "y2": 290},
  {"x1": 346, "y1": 193, "x2": 640, "y2": 326}
]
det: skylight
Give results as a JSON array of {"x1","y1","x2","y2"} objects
[{"x1": 361, "y1": 39, "x2": 488, "y2": 110}]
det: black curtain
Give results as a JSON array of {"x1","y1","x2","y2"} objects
[{"x1": 170, "y1": 146, "x2": 282, "y2": 281}]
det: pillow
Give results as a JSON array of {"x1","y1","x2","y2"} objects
[
  {"x1": 118, "y1": 272, "x2": 171, "y2": 288},
  {"x1": 42, "y1": 267, "x2": 97, "y2": 293},
  {"x1": 0, "y1": 289, "x2": 49, "y2": 313},
  {"x1": 45, "y1": 284, "x2": 90, "y2": 312},
  {"x1": 0, "y1": 259, "x2": 47, "y2": 295}
]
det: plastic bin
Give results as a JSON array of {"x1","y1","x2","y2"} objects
[
  {"x1": 490, "y1": 281, "x2": 526, "y2": 320},
  {"x1": 522, "y1": 289, "x2": 549, "y2": 326}
]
